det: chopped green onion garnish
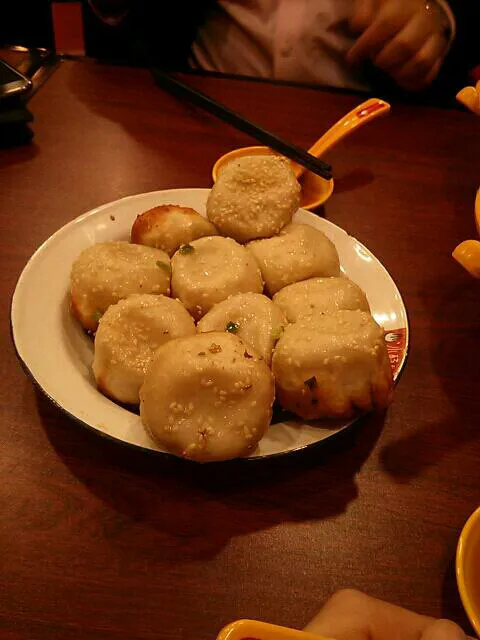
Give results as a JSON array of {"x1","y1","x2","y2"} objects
[
  {"x1": 93, "y1": 310, "x2": 103, "y2": 323},
  {"x1": 226, "y1": 321, "x2": 240, "y2": 334},
  {"x1": 178, "y1": 244, "x2": 194, "y2": 255},
  {"x1": 156, "y1": 260, "x2": 171, "y2": 274},
  {"x1": 271, "y1": 326, "x2": 284, "y2": 343}
]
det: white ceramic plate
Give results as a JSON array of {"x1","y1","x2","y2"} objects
[{"x1": 11, "y1": 189, "x2": 409, "y2": 460}]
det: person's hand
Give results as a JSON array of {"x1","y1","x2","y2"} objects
[
  {"x1": 304, "y1": 589, "x2": 470, "y2": 640},
  {"x1": 347, "y1": 0, "x2": 453, "y2": 91}
]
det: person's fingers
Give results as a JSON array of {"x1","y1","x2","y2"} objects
[
  {"x1": 420, "y1": 619, "x2": 467, "y2": 640},
  {"x1": 373, "y1": 12, "x2": 432, "y2": 70},
  {"x1": 347, "y1": 2, "x2": 410, "y2": 64},
  {"x1": 396, "y1": 54, "x2": 443, "y2": 91},
  {"x1": 349, "y1": 0, "x2": 377, "y2": 34},
  {"x1": 400, "y1": 57, "x2": 442, "y2": 91},
  {"x1": 394, "y1": 33, "x2": 447, "y2": 89},
  {"x1": 304, "y1": 589, "x2": 434, "y2": 640},
  {"x1": 304, "y1": 589, "x2": 371, "y2": 640}
]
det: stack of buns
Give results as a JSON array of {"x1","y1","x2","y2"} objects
[{"x1": 70, "y1": 155, "x2": 393, "y2": 462}]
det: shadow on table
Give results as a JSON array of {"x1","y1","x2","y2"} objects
[
  {"x1": 0, "y1": 142, "x2": 39, "y2": 168},
  {"x1": 379, "y1": 273, "x2": 480, "y2": 481},
  {"x1": 66, "y1": 62, "x2": 249, "y2": 171},
  {"x1": 36, "y1": 390, "x2": 384, "y2": 560},
  {"x1": 334, "y1": 168, "x2": 374, "y2": 195},
  {"x1": 66, "y1": 62, "x2": 374, "y2": 199}
]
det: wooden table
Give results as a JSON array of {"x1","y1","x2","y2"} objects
[{"x1": 2, "y1": 61, "x2": 480, "y2": 640}]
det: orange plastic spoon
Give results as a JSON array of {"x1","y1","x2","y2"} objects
[{"x1": 212, "y1": 98, "x2": 390, "y2": 210}]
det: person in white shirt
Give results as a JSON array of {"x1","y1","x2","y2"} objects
[
  {"x1": 191, "y1": 0, "x2": 455, "y2": 92},
  {"x1": 87, "y1": 0, "x2": 474, "y2": 97}
]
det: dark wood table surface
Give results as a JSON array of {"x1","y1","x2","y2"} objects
[{"x1": 2, "y1": 60, "x2": 480, "y2": 640}]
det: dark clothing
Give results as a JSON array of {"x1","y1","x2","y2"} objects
[{"x1": 82, "y1": 1, "x2": 215, "y2": 69}]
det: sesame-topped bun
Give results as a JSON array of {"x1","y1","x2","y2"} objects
[
  {"x1": 272, "y1": 310, "x2": 393, "y2": 419},
  {"x1": 131, "y1": 205, "x2": 218, "y2": 257},
  {"x1": 139, "y1": 332, "x2": 275, "y2": 462},
  {"x1": 247, "y1": 223, "x2": 340, "y2": 295},
  {"x1": 171, "y1": 236, "x2": 263, "y2": 320},
  {"x1": 70, "y1": 242, "x2": 171, "y2": 331},
  {"x1": 197, "y1": 292, "x2": 287, "y2": 364},
  {"x1": 273, "y1": 277, "x2": 370, "y2": 323},
  {"x1": 207, "y1": 155, "x2": 300, "y2": 242},
  {"x1": 93, "y1": 294, "x2": 195, "y2": 405}
]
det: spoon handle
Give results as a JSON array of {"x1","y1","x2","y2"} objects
[
  {"x1": 293, "y1": 98, "x2": 390, "y2": 178},
  {"x1": 456, "y1": 83, "x2": 480, "y2": 115},
  {"x1": 451, "y1": 188, "x2": 480, "y2": 278}
]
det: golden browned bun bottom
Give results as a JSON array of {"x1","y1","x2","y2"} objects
[
  {"x1": 131, "y1": 204, "x2": 218, "y2": 256},
  {"x1": 272, "y1": 310, "x2": 393, "y2": 419}
]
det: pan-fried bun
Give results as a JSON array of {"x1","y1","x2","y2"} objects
[
  {"x1": 197, "y1": 292, "x2": 287, "y2": 364},
  {"x1": 131, "y1": 205, "x2": 218, "y2": 256},
  {"x1": 70, "y1": 242, "x2": 171, "y2": 331},
  {"x1": 272, "y1": 310, "x2": 393, "y2": 419},
  {"x1": 93, "y1": 294, "x2": 195, "y2": 404},
  {"x1": 140, "y1": 332, "x2": 275, "y2": 462},
  {"x1": 171, "y1": 236, "x2": 263, "y2": 320},
  {"x1": 247, "y1": 223, "x2": 340, "y2": 295},
  {"x1": 207, "y1": 155, "x2": 300, "y2": 242},
  {"x1": 273, "y1": 276, "x2": 370, "y2": 322}
]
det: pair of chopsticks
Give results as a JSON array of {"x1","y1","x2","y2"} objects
[{"x1": 151, "y1": 68, "x2": 332, "y2": 181}]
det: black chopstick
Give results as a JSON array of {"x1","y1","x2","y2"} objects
[{"x1": 150, "y1": 68, "x2": 332, "y2": 181}]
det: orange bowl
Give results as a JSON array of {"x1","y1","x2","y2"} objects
[{"x1": 456, "y1": 505, "x2": 480, "y2": 636}]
